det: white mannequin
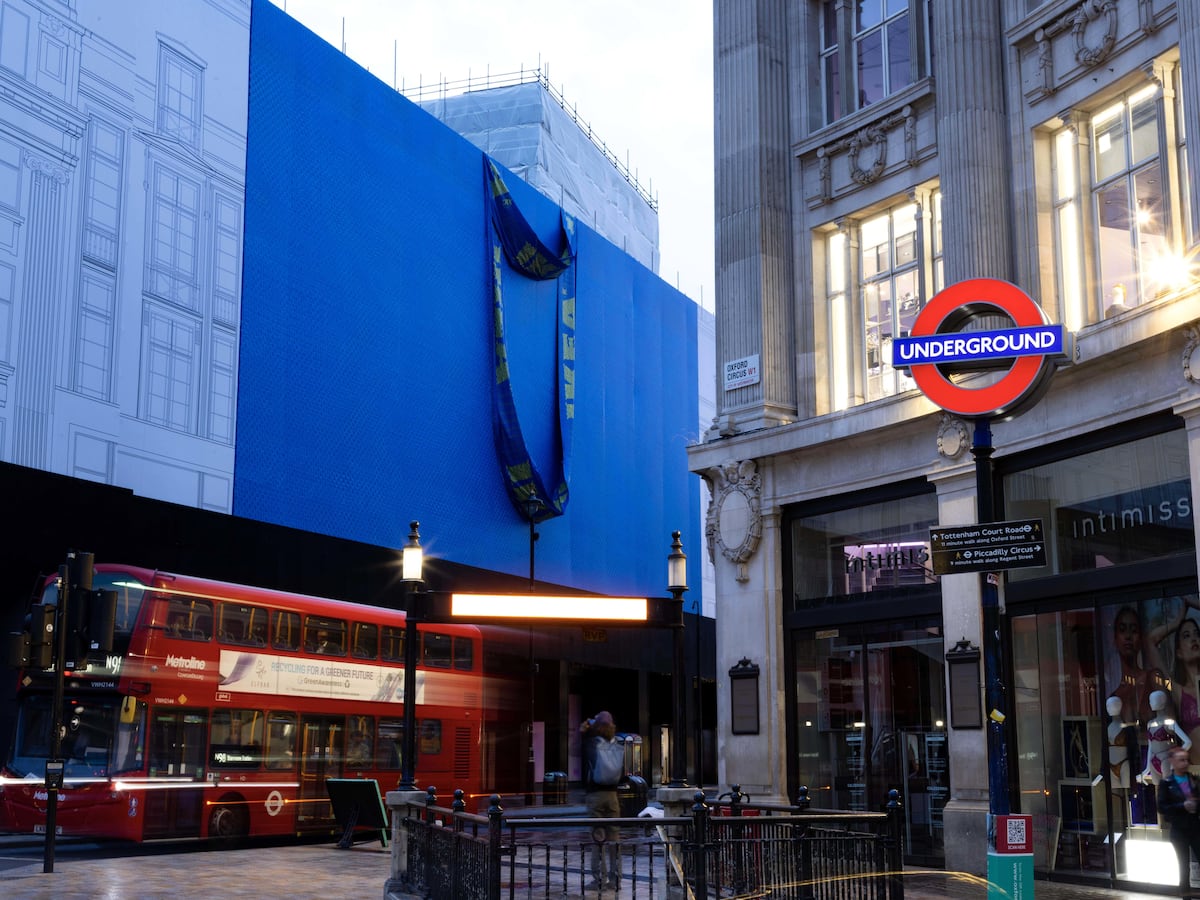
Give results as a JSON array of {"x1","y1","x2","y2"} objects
[
  {"x1": 1107, "y1": 695, "x2": 1131, "y2": 789},
  {"x1": 1141, "y1": 689, "x2": 1192, "y2": 784}
]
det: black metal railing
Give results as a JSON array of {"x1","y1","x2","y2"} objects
[{"x1": 391, "y1": 784, "x2": 905, "y2": 900}]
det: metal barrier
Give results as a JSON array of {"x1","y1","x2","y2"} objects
[{"x1": 389, "y1": 785, "x2": 905, "y2": 900}]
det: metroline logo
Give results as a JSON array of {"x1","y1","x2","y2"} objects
[
  {"x1": 165, "y1": 654, "x2": 206, "y2": 671},
  {"x1": 893, "y1": 326, "x2": 1065, "y2": 367}
]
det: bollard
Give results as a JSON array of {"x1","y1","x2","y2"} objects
[
  {"x1": 886, "y1": 788, "x2": 905, "y2": 900},
  {"x1": 691, "y1": 790, "x2": 709, "y2": 900}
]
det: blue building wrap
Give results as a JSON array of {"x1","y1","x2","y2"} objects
[{"x1": 238, "y1": 0, "x2": 703, "y2": 604}]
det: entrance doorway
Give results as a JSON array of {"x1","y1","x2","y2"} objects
[{"x1": 792, "y1": 617, "x2": 947, "y2": 865}]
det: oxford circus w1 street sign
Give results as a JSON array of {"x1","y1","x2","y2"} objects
[{"x1": 891, "y1": 278, "x2": 1070, "y2": 418}]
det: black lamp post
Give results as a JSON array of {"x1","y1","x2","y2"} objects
[
  {"x1": 667, "y1": 531, "x2": 689, "y2": 788},
  {"x1": 399, "y1": 521, "x2": 424, "y2": 791}
]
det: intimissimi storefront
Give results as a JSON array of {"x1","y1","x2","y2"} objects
[
  {"x1": 1000, "y1": 414, "x2": 1196, "y2": 885},
  {"x1": 782, "y1": 414, "x2": 1197, "y2": 877}
]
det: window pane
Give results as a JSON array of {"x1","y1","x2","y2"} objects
[
  {"x1": 893, "y1": 204, "x2": 917, "y2": 266},
  {"x1": 1093, "y1": 102, "x2": 1128, "y2": 183},
  {"x1": 887, "y1": 15, "x2": 911, "y2": 93},
  {"x1": 856, "y1": 28, "x2": 885, "y2": 108},
  {"x1": 822, "y1": 0, "x2": 839, "y2": 50},
  {"x1": 825, "y1": 52, "x2": 842, "y2": 122},
  {"x1": 1095, "y1": 179, "x2": 1135, "y2": 310},
  {"x1": 861, "y1": 213, "x2": 890, "y2": 278},
  {"x1": 856, "y1": 0, "x2": 883, "y2": 30},
  {"x1": 1129, "y1": 86, "x2": 1160, "y2": 166},
  {"x1": 1054, "y1": 130, "x2": 1076, "y2": 202}
]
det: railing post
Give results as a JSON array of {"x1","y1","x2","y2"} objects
[
  {"x1": 691, "y1": 789, "x2": 709, "y2": 899},
  {"x1": 794, "y1": 785, "x2": 813, "y2": 900},
  {"x1": 423, "y1": 786, "x2": 438, "y2": 897},
  {"x1": 452, "y1": 789, "x2": 466, "y2": 831},
  {"x1": 886, "y1": 788, "x2": 905, "y2": 900},
  {"x1": 487, "y1": 793, "x2": 504, "y2": 900}
]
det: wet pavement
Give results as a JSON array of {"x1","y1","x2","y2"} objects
[{"x1": 0, "y1": 834, "x2": 1191, "y2": 899}]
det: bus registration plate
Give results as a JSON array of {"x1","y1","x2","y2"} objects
[{"x1": 33, "y1": 824, "x2": 63, "y2": 835}]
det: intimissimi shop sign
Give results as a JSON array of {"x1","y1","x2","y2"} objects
[{"x1": 1003, "y1": 426, "x2": 1194, "y2": 580}]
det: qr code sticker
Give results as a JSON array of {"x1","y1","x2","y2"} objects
[{"x1": 1006, "y1": 817, "x2": 1027, "y2": 847}]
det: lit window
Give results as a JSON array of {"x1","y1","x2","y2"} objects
[
  {"x1": 823, "y1": 191, "x2": 941, "y2": 410},
  {"x1": 1049, "y1": 67, "x2": 1191, "y2": 324}
]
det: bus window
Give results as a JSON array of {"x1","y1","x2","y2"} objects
[
  {"x1": 377, "y1": 719, "x2": 403, "y2": 769},
  {"x1": 210, "y1": 709, "x2": 263, "y2": 768},
  {"x1": 345, "y1": 716, "x2": 373, "y2": 767},
  {"x1": 10, "y1": 695, "x2": 130, "y2": 779},
  {"x1": 265, "y1": 712, "x2": 297, "y2": 770},
  {"x1": 419, "y1": 720, "x2": 442, "y2": 754},
  {"x1": 148, "y1": 709, "x2": 208, "y2": 779},
  {"x1": 219, "y1": 604, "x2": 267, "y2": 647},
  {"x1": 351, "y1": 622, "x2": 378, "y2": 660},
  {"x1": 272, "y1": 611, "x2": 301, "y2": 651},
  {"x1": 381, "y1": 626, "x2": 404, "y2": 662},
  {"x1": 423, "y1": 632, "x2": 451, "y2": 668},
  {"x1": 304, "y1": 617, "x2": 346, "y2": 655},
  {"x1": 164, "y1": 597, "x2": 213, "y2": 641},
  {"x1": 453, "y1": 636, "x2": 474, "y2": 671}
]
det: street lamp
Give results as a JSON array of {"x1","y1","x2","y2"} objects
[
  {"x1": 399, "y1": 521, "x2": 424, "y2": 791},
  {"x1": 667, "y1": 531, "x2": 689, "y2": 788}
]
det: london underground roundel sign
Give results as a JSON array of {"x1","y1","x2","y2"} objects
[{"x1": 891, "y1": 278, "x2": 1069, "y2": 419}]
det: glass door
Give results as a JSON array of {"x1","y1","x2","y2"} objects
[{"x1": 793, "y1": 616, "x2": 947, "y2": 865}]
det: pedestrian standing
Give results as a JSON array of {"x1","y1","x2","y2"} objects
[{"x1": 581, "y1": 710, "x2": 623, "y2": 891}]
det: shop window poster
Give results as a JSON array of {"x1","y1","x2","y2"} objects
[{"x1": 1100, "y1": 594, "x2": 1200, "y2": 763}]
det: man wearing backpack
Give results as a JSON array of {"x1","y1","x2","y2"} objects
[{"x1": 581, "y1": 710, "x2": 623, "y2": 891}]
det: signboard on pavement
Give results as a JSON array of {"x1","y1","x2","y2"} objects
[{"x1": 929, "y1": 519, "x2": 1047, "y2": 575}]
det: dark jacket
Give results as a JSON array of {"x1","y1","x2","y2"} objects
[{"x1": 1158, "y1": 772, "x2": 1200, "y2": 830}]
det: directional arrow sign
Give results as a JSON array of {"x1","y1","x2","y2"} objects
[{"x1": 929, "y1": 518, "x2": 1048, "y2": 575}]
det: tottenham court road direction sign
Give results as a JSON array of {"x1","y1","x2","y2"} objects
[
  {"x1": 929, "y1": 519, "x2": 1048, "y2": 575},
  {"x1": 891, "y1": 278, "x2": 1069, "y2": 418}
]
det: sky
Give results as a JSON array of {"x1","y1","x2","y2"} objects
[{"x1": 269, "y1": 0, "x2": 716, "y2": 310}]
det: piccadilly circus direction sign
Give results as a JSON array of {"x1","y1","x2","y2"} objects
[{"x1": 891, "y1": 278, "x2": 1071, "y2": 419}]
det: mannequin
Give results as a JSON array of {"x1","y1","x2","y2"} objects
[
  {"x1": 1141, "y1": 690, "x2": 1192, "y2": 785},
  {"x1": 1107, "y1": 695, "x2": 1131, "y2": 788}
]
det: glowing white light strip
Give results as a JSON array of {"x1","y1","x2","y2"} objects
[{"x1": 450, "y1": 594, "x2": 647, "y2": 621}]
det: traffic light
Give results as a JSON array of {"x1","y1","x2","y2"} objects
[
  {"x1": 88, "y1": 589, "x2": 117, "y2": 654},
  {"x1": 3, "y1": 603, "x2": 54, "y2": 669}
]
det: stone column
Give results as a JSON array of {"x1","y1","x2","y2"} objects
[
  {"x1": 713, "y1": 0, "x2": 797, "y2": 435},
  {"x1": 929, "y1": 459, "x2": 988, "y2": 877},
  {"x1": 1179, "y1": 0, "x2": 1200, "y2": 247},
  {"x1": 930, "y1": 0, "x2": 1013, "y2": 283}
]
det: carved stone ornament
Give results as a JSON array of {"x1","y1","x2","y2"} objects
[
  {"x1": 704, "y1": 459, "x2": 763, "y2": 582},
  {"x1": 814, "y1": 106, "x2": 915, "y2": 204},
  {"x1": 1184, "y1": 324, "x2": 1200, "y2": 386},
  {"x1": 936, "y1": 413, "x2": 971, "y2": 460},
  {"x1": 1072, "y1": 0, "x2": 1118, "y2": 67}
]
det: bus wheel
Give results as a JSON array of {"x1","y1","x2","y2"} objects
[{"x1": 208, "y1": 801, "x2": 248, "y2": 847}]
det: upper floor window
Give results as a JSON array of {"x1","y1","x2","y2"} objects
[
  {"x1": 157, "y1": 46, "x2": 202, "y2": 148},
  {"x1": 823, "y1": 190, "x2": 941, "y2": 411},
  {"x1": 1050, "y1": 63, "x2": 1190, "y2": 327},
  {"x1": 821, "y1": 0, "x2": 926, "y2": 125}
]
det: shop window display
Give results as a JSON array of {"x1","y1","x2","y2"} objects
[{"x1": 1013, "y1": 591, "x2": 1200, "y2": 885}]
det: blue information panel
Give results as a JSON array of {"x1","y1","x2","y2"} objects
[{"x1": 893, "y1": 325, "x2": 1067, "y2": 368}]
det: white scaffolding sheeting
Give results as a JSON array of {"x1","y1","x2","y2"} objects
[{"x1": 419, "y1": 82, "x2": 660, "y2": 274}]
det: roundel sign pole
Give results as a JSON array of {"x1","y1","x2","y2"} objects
[{"x1": 894, "y1": 278, "x2": 1069, "y2": 821}]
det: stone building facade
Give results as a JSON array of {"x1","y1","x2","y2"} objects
[{"x1": 693, "y1": 0, "x2": 1200, "y2": 884}]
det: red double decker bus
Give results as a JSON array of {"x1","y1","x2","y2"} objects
[{"x1": 0, "y1": 564, "x2": 510, "y2": 842}]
